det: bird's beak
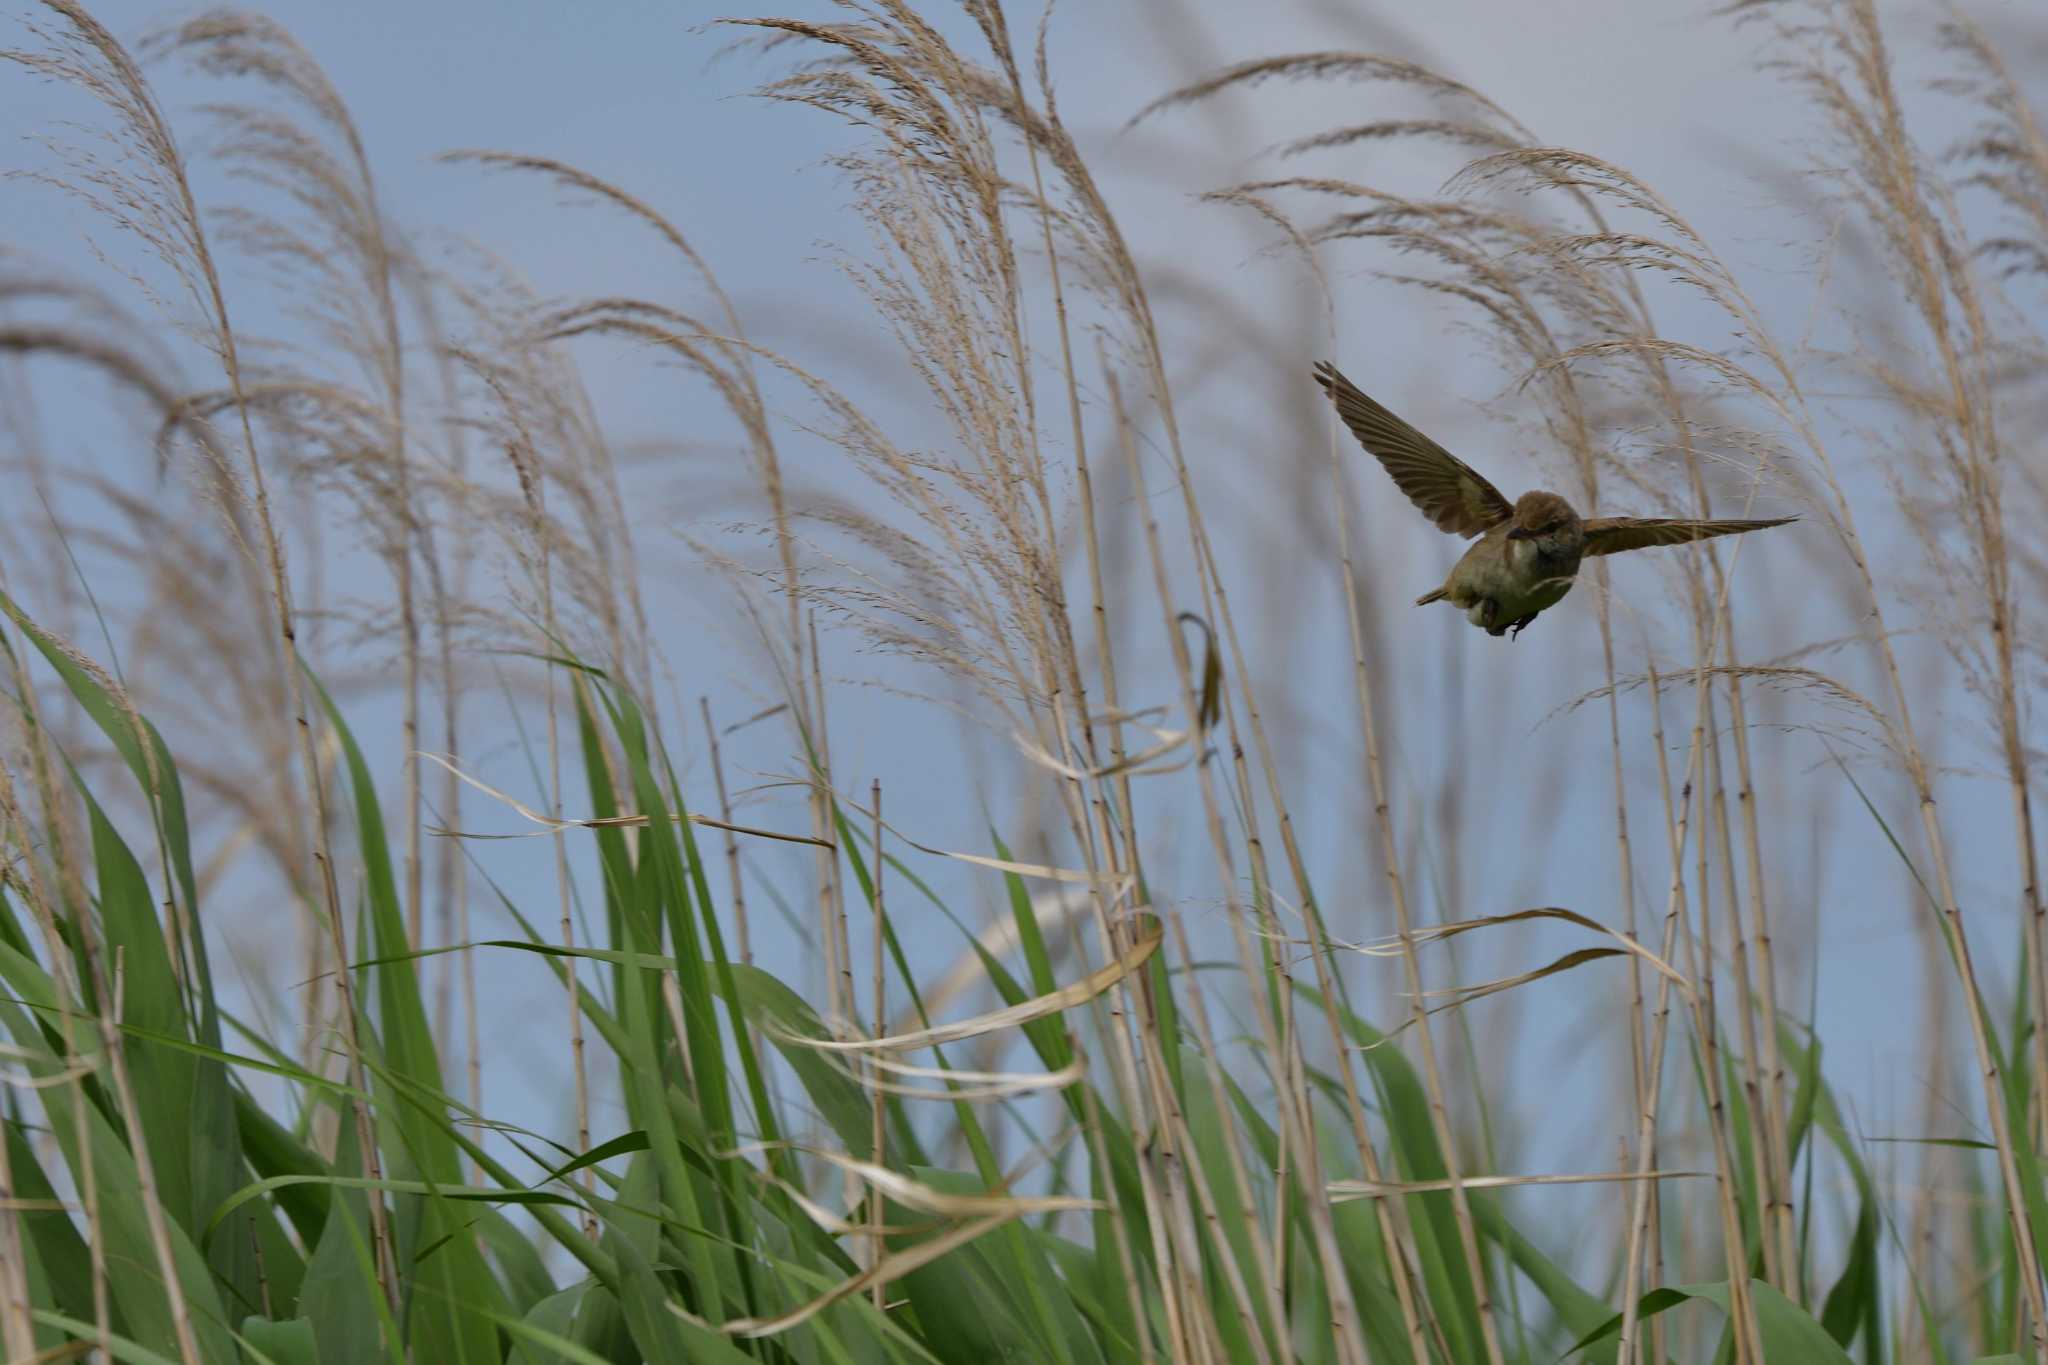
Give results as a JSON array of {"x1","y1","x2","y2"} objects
[{"x1": 1506, "y1": 526, "x2": 1533, "y2": 540}]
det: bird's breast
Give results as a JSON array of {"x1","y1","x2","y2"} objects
[{"x1": 1449, "y1": 534, "x2": 1581, "y2": 615}]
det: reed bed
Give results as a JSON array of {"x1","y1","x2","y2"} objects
[{"x1": 0, "y1": 0, "x2": 2044, "y2": 1360}]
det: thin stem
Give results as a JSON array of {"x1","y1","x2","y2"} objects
[{"x1": 868, "y1": 779, "x2": 886, "y2": 1312}]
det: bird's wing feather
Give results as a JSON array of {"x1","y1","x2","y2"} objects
[
  {"x1": 1582, "y1": 514, "x2": 1798, "y2": 556},
  {"x1": 1313, "y1": 361, "x2": 1513, "y2": 538}
]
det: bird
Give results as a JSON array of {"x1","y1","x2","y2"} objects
[{"x1": 1312, "y1": 361, "x2": 1796, "y2": 639}]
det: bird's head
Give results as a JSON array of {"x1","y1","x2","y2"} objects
[{"x1": 1506, "y1": 491, "x2": 1583, "y2": 553}]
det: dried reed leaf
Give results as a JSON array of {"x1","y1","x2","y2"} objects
[
  {"x1": 673, "y1": 1213, "x2": 1011, "y2": 1338},
  {"x1": 1329, "y1": 1169, "x2": 1709, "y2": 1201},
  {"x1": 779, "y1": 913, "x2": 1161, "y2": 1053},
  {"x1": 724, "y1": 1142, "x2": 1101, "y2": 1219},
  {"x1": 1010, "y1": 725, "x2": 1191, "y2": 781},
  {"x1": 899, "y1": 887, "x2": 1084, "y2": 1028},
  {"x1": 842, "y1": 812, "x2": 1137, "y2": 888},
  {"x1": 415, "y1": 751, "x2": 831, "y2": 848},
  {"x1": 1341, "y1": 905, "x2": 1691, "y2": 997},
  {"x1": 1420, "y1": 947, "x2": 1633, "y2": 1011},
  {"x1": 831, "y1": 1051, "x2": 1088, "y2": 1102}
]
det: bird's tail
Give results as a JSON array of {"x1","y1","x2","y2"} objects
[{"x1": 1415, "y1": 587, "x2": 1447, "y2": 607}]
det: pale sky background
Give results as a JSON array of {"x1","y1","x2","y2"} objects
[{"x1": 4, "y1": 0, "x2": 2046, "y2": 1294}]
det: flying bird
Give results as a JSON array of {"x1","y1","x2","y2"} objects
[{"x1": 1313, "y1": 361, "x2": 1795, "y2": 639}]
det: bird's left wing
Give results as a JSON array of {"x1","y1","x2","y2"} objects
[
  {"x1": 1582, "y1": 515, "x2": 1798, "y2": 556},
  {"x1": 1312, "y1": 361, "x2": 1514, "y2": 537}
]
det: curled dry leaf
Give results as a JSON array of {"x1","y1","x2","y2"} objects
[
  {"x1": 0, "y1": 1044, "x2": 97, "y2": 1091},
  {"x1": 831, "y1": 1049, "x2": 1089, "y2": 1102},
  {"x1": 723, "y1": 1142, "x2": 1102, "y2": 1219},
  {"x1": 900, "y1": 886, "x2": 1086, "y2": 1029},
  {"x1": 1340, "y1": 905, "x2": 1692, "y2": 1000},
  {"x1": 1011, "y1": 722, "x2": 1194, "y2": 782},
  {"x1": 779, "y1": 913, "x2": 1162, "y2": 1053}
]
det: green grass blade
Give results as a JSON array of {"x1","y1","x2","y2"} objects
[
  {"x1": 308, "y1": 666, "x2": 507, "y2": 1361},
  {"x1": 1573, "y1": 1280, "x2": 1852, "y2": 1362}
]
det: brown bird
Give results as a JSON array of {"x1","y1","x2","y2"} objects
[{"x1": 1313, "y1": 361, "x2": 1796, "y2": 639}]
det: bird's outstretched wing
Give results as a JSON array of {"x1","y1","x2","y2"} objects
[
  {"x1": 1313, "y1": 361, "x2": 1513, "y2": 538},
  {"x1": 1582, "y1": 515, "x2": 1797, "y2": 556}
]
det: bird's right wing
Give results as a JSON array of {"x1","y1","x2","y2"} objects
[
  {"x1": 1313, "y1": 361, "x2": 1514, "y2": 537},
  {"x1": 1582, "y1": 515, "x2": 1798, "y2": 556}
]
